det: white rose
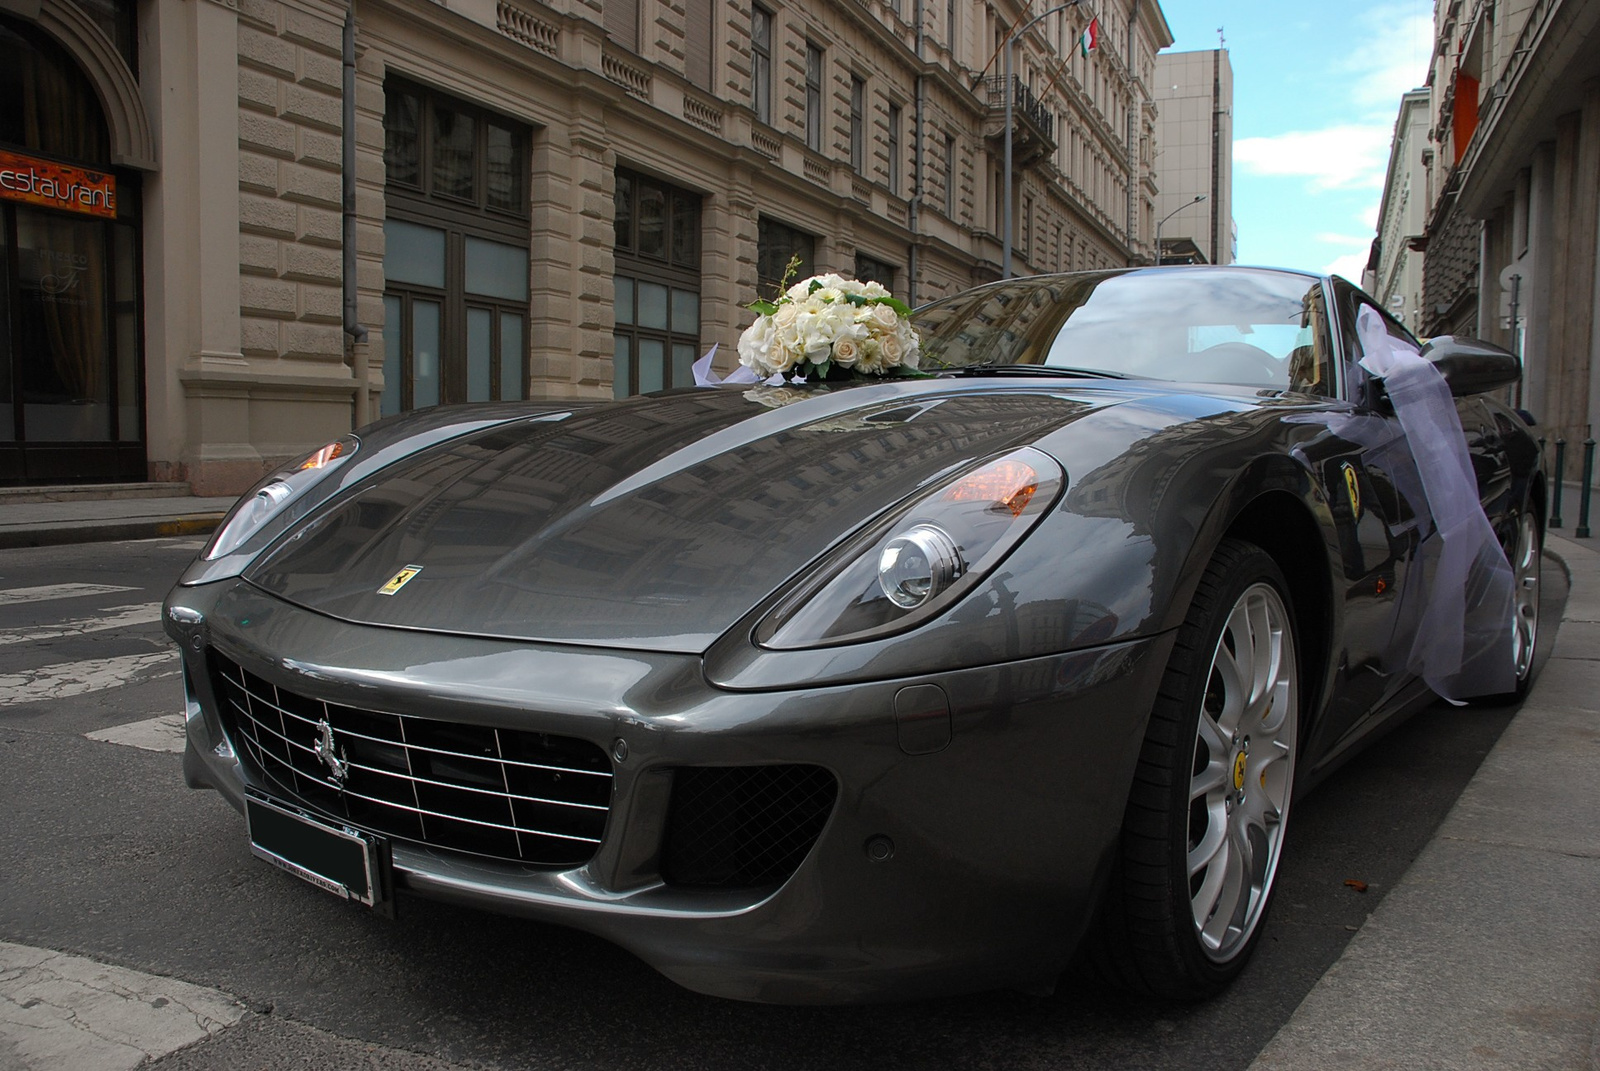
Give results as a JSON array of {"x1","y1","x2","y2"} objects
[
  {"x1": 738, "y1": 316, "x2": 781, "y2": 376},
  {"x1": 833, "y1": 337, "x2": 861, "y2": 365},
  {"x1": 898, "y1": 325, "x2": 921, "y2": 369},
  {"x1": 878, "y1": 333, "x2": 903, "y2": 366},
  {"x1": 864, "y1": 303, "x2": 900, "y2": 330}
]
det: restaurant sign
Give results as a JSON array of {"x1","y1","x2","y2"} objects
[{"x1": 0, "y1": 149, "x2": 117, "y2": 219}]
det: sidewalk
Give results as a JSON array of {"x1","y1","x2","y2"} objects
[
  {"x1": 0, "y1": 488, "x2": 238, "y2": 549},
  {"x1": 1250, "y1": 531, "x2": 1600, "y2": 1071}
]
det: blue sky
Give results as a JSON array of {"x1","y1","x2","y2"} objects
[{"x1": 1158, "y1": 0, "x2": 1435, "y2": 280}]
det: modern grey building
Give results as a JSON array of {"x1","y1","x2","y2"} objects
[{"x1": 1152, "y1": 47, "x2": 1232, "y2": 265}]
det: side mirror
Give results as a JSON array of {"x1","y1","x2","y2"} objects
[{"x1": 1418, "y1": 335, "x2": 1521, "y2": 396}]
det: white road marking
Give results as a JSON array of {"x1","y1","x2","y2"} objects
[
  {"x1": 0, "y1": 940, "x2": 245, "y2": 1071},
  {"x1": 85, "y1": 714, "x2": 187, "y2": 753},
  {"x1": 0, "y1": 604, "x2": 162, "y2": 647},
  {"x1": 0, "y1": 652, "x2": 180, "y2": 707},
  {"x1": 0, "y1": 583, "x2": 140, "y2": 607}
]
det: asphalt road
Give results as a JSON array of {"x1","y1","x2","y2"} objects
[{"x1": 0, "y1": 537, "x2": 1567, "y2": 1071}]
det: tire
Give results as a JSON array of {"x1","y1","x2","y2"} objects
[
  {"x1": 1094, "y1": 538, "x2": 1300, "y2": 999},
  {"x1": 1473, "y1": 508, "x2": 1542, "y2": 705}
]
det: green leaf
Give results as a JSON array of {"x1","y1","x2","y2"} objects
[
  {"x1": 876, "y1": 296, "x2": 914, "y2": 317},
  {"x1": 813, "y1": 359, "x2": 831, "y2": 379},
  {"x1": 808, "y1": 279, "x2": 824, "y2": 295},
  {"x1": 843, "y1": 293, "x2": 869, "y2": 306},
  {"x1": 748, "y1": 300, "x2": 779, "y2": 317}
]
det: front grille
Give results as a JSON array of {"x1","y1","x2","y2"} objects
[
  {"x1": 209, "y1": 651, "x2": 612, "y2": 868},
  {"x1": 660, "y1": 765, "x2": 838, "y2": 888}
]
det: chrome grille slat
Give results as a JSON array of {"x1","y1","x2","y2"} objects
[
  {"x1": 238, "y1": 740, "x2": 605, "y2": 844},
  {"x1": 210, "y1": 651, "x2": 612, "y2": 868},
  {"x1": 229, "y1": 682, "x2": 609, "y2": 779}
]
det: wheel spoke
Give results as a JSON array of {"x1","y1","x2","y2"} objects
[
  {"x1": 1188, "y1": 802, "x2": 1227, "y2": 878},
  {"x1": 1199, "y1": 823, "x2": 1252, "y2": 949},
  {"x1": 1183, "y1": 575, "x2": 1299, "y2": 965}
]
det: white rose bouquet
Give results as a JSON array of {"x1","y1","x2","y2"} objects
[{"x1": 737, "y1": 264, "x2": 922, "y2": 382}]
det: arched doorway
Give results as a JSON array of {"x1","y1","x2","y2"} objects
[{"x1": 0, "y1": 12, "x2": 144, "y2": 483}]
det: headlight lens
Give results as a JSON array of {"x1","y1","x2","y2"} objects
[
  {"x1": 878, "y1": 525, "x2": 964, "y2": 608},
  {"x1": 203, "y1": 435, "x2": 359, "y2": 560},
  {"x1": 758, "y1": 447, "x2": 1063, "y2": 648}
]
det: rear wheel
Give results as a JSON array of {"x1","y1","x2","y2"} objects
[
  {"x1": 1509, "y1": 510, "x2": 1542, "y2": 697},
  {"x1": 1474, "y1": 508, "x2": 1542, "y2": 705},
  {"x1": 1098, "y1": 539, "x2": 1299, "y2": 998}
]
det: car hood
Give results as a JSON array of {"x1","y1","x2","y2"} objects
[{"x1": 244, "y1": 381, "x2": 1128, "y2": 651}]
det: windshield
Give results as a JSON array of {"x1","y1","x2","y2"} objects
[{"x1": 912, "y1": 267, "x2": 1332, "y2": 393}]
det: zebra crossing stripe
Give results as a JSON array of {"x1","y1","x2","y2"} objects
[
  {"x1": 0, "y1": 652, "x2": 179, "y2": 707},
  {"x1": 0, "y1": 940, "x2": 245, "y2": 1071},
  {"x1": 0, "y1": 583, "x2": 140, "y2": 607},
  {"x1": 0, "y1": 603, "x2": 162, "y2": 646},
  {"x1": 85, "y1": 714, "x2": 187, "y2": 753}
]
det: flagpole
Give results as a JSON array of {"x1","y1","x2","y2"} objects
[{"x1": 1002, "y1": 1, "x2": 1084, "y2": 280}]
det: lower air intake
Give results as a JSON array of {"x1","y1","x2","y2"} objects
[{"x1": 660, "y1": 764, "x2": 838, "y2": 888}]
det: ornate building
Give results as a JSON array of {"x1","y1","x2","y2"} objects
[
  {"x1": 1417, "y1": 0, "x2": 1600, "y2": 460},
  {"x1": 0, "y1": 0, "x2": 1174, "y2": 493},
  {"x1": 1364, "y1": 88, "x2": 1428, "y2": 333}
]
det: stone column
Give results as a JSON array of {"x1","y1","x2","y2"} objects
[{"x1": 142, "y1": 0, "x2": 245, "y2": 487}]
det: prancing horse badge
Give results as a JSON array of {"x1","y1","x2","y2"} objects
[
  {"x1": 1340, "y1": 462, "x2": 1361, "y2": 519},
  {"x1": 377, "y1": 564, "x2": 423, "y2": 595}
]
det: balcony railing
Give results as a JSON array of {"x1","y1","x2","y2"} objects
[{"x1": 984, "y1": 75, "x2": 1057, "y2": 166}]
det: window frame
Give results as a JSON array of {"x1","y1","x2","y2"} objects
[
  {"x1": 849, "y1": 75, "x2": 866, "y2": 174},
  {"x1": 381, "y1": 79, "x2": 531, "y2": 416},
  {"x1": 752, "y1": 7, "x2": 773, "y2": 126},
  {"x1": 805, "y1": 42, "x2": 824, "y2": 152},
  {"x1": 613, "y1": 168, "x2": 704, "y2": 398}
]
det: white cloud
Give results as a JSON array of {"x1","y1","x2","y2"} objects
[
  {"x1": 1234, "y1": 125, "x2": 1394, "y2": 191},
  {"x1": 1341, "y1": 4, "x2": 1435, "y2": 112},
  {"x1": 1325, "y1": 250, "x2": 1371, "y2": 281}
]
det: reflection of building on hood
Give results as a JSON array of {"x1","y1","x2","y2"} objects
[{"x1": 1064, "y1": 404, "x2": 1278, "y2": 535}]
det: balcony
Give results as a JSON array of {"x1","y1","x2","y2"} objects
[{"x1": 984, "y1": 76, "x2": 1056, "y2": 168}]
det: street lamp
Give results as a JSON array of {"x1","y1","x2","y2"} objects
[
  {"x1": 1153, "y1": 194, "x2": 1206, "y2": 265},
  {"x1": 1003, "y1": 1, "x2": 1081, "y2": 280}
]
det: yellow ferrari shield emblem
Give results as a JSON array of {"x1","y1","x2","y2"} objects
[
  {"x1": 1233, "y1": 751, "x2": 1247, "y2": 791},
  {"x1": 377, "y1": 565, "x2": 423, "y2": 596},
  {"x1": 1341, "y1": 462, "x2": 1361, "y2": 519}
]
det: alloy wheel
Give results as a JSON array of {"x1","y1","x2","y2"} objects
[{"x1": 1187, "y1": 581, "x2": 1298, "y2": 962}]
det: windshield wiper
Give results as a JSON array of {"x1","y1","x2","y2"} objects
[{"x1": 954, "y1": 364, "x2": 1134, "y2": 380}]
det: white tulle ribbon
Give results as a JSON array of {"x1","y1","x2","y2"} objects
[
  {"x1": 692, "y1": 344, "x2": 785, "y2": 386},
  {"x1": 1356, "y1": 306, "x2": 1516, "y2": 700}
]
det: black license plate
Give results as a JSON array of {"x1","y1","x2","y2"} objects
[{"x1": 245, "y1": 792, "x2": 393, "y2": 913}]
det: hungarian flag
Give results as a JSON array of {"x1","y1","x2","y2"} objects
[{"x1": 1080, "y1": 16, "x2": 1099, "y2": 56}]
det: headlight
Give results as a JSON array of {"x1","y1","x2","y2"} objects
[
  {"x1": 757, "y1": 448, "x2": 1063, "y2": 648},
  {"x1": 203, "y1": 435, "x2": 359, "y2": 560}
]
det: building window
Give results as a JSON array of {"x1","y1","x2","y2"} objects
[
  {"x1": 805, "y1": 42, "x2": 824, "y2": 152},
  {"x1": 382, "y1": 80, "x2": 529, "y2": 416},
  {"x1": 943, "y1": 133, "x2": 957, "y2": 218},
  {"x1": 685, "y1": 0, "x2": 712, "y2": 89},
  {"x1": 887, "y1": 103, "x2": 901, "y2": 195},
  {"x1": 603, "y1": 0, "x2": 639, "y2": 52},
  {"x1": 854, "y1": 252, "x2": 896, "y2": 294},
  {"x1": 946, "y1": 0, "x2": 957, "y2": 55},
  {"x1": 850, "y1": 76, "x2": 866, "y2": 174},
  {"x1": 613, "y1": 169, "x2": 702, "y2": 398},
  {"x1": 757, "y1": 216, "x2": 815, "y2": 296},
  {"x1": 752, "y1": 7, "x2": 772, "y2": 125}
]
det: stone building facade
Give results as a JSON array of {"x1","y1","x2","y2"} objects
[
  {"x1": 1, "y1": 0, "x2": 1175, "y2": 494},
  {"x1": 1417, "y1": 0, "x2": 1600, "y2": 460},
  {"x1": 1364, "y1": 88, "x2": 1428, "y2": 333}
]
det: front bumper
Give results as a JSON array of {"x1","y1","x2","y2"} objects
[{"x1": 167, "y1": 579, "x2": 1172, "y2": 1003}]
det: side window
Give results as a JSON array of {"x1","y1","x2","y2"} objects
[{"x1": 1336, "y1": 282, "x2": 1418, "y2": 404}]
